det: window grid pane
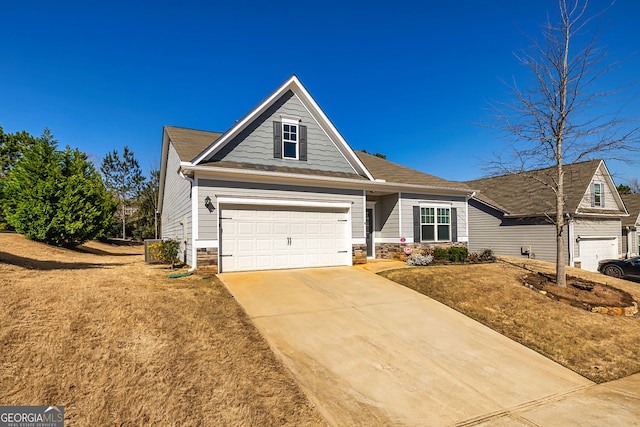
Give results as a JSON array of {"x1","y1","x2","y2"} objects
[
  {"x1": 421, "y1": 207, "x2": 434, "y2": 224},
  {"x1": 282, "y1": 123, "x2": 298, "y2": 158},
  {"x1": 437, "y1": 208, "x2": 449, "y2": 224}
]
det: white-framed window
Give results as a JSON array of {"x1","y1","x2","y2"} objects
[
  {"x1": 420, "y1": 206, "x2": 451, "y2": 241},
  {"x1": 593, "y1": 182, "x2": 603, "y2": 207},
  {"x1": 282, "y1": 121, "x2": 298, "y2": 159}
]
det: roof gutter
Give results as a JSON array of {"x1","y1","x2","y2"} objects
[{"x1": 180, "y1": 164, "x2": 475, "y2": 196}]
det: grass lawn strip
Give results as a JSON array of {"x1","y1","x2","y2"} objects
[
  {"x1": 380, "y1": 258, "x2": 640, "y2": 384},
  {"x1": 0, "y1": 234, "x2": 326, "y2": 426}
]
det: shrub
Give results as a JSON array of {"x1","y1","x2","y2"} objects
[
  {"x1": 433, "y1": 247, "x2": 449, "y2": 261},
  {"x1": 467, "y1": 248, "x2": 497, "y2": 263},
  {"x1": 433, "y1": 246, "x2": 469, "y2": 262},
  {"x1": 148, "y1": 239, "x2": 181, "y2": 268},
  {"x1": 406, "y1": 253, "x2": 434, "y2": 266},
  {"x1": 479, "y1": 248, "x2": 497, "y2": 262},
  {"x1": 448, "y1": 246, "x2": 469, "y2": 262}
]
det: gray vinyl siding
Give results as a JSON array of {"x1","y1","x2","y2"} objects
[
  {"x1": 468, "y1": 199, "x2": 566, "y2": 263},
  {"x1": 573, "y1": 217, "x2": 622, "y2": 258},
  {"x1": 197, "y1": 179, "x2": 363, "y2": 240},
  {"x1": 400, "y1": 193, "x2": 468, "y2": 242},
  {"x1": 161, "y1": 143, "x2": 193, "y2": 265},
  {"x1": 211, "y1": 90, "x2": 356, "y2": 175},
  {"x1": 378, "y1": 193, "x2": 400, "y2": 238},
  {"x1": 578, "y1": 165, "x2": 621, "y2": 210}
]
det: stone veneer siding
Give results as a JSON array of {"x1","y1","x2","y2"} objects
[
  {"x1": 197, "y1": 247, "x2": 218, "y2": 274},
  {"x1": 375, "y1": 242, "x2": 468, "y2": 261},
  {"x1": 352, "y1": 244, "x2": 367, "y2": 265}
]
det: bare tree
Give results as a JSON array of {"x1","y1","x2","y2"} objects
[{"x1": 490, "y1": 0, "x2": 639, "y2": 287}]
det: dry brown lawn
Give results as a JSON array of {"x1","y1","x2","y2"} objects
[
  {"x1": 0, "y1": 233, "x2": 325, "y2": 426},
  {"x1": 381, "y1": 257, "x2": 640, "y2": 384}
]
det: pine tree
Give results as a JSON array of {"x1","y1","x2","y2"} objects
[{"x1": 100, "y1": 146, "x2": 145, "y2": 239}]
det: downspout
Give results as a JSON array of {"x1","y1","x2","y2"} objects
[
  {"x1": 179, "y1": 170, "x2": 198, "y2": 273},
  {"x1": 465, "y1": 192, "x2": 476, "y2": 244},
  {"x1": 567, "y1": 213, "x2": 574, "y2": 268}
]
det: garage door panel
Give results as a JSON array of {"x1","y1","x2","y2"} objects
[
  {"x1": 220, "y1": 205, "x2": 351, "y2": 272},
  {"x1": 579, "y1": 238, "x2": 618, "y2": 271}
]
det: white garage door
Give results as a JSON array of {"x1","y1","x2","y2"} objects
[
  {"x1": 579, "y1": 237, "x2": 618, "y2": 271},
  {"x1": 219, "y1": 205, "x2": 351, "y2": 272}
]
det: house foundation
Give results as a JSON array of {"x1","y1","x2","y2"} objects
[{"x1": 197, "y1": 247, "x2": 219, "y2": 274}]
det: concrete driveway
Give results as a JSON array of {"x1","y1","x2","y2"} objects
[{"x1": 220, "y1": 266, "x2": 638, "y2": 426}]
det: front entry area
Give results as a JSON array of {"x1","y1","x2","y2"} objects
[{"x1": 219, "y1": 204, "x2": 351, "y2": 272}]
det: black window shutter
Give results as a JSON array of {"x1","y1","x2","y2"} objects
[
  {"x1": 273, "y1": 121, "x2": 282, "y2": 159},
  {"x1": 413, "y1": 206, "x2": 421, "y2": 243},
  {"x1": 451, "y1": 207, "x2": 458, "y2": 242},
  {"x1": 601, "y1": 185, "x2": 605, "y2": 208},
  {"x1": 299, "y1": 125, "x2": 307, "y2": 161}
]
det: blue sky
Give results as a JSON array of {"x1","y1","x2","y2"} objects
[{"x1": 1, "y1": 0, "x2": 638, "y2": 184}]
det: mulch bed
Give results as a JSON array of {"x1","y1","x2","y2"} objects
[{"x1": 523, "y1": 272, "x2": 638, "y2": 316}]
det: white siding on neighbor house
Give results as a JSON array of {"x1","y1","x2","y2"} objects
[
  {"x1": 161, "y1": 143, "x2": 193, "y2": 265},
  {"x1": 573, "y1": 217, "x2": 622, "y2": 259},
  {"x1": 400, "y1": 193, "x2": 468, "y2": 242},
  {"x1": 578, "y1": 165, "x2": 621, "y2": 211},
  {"x1": 468, "y1": 200, "x2": 567, "y2": 263},
  {"x1": 196, "y1": 179, "x2": 364, "y2": 242},
  {"x1": 211, "y1": 90, "x2": 356, "y2": 175}
]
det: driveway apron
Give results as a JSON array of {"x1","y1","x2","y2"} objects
[{"x1": 220, "y1": 266, "x2": 593, "y2": 426}]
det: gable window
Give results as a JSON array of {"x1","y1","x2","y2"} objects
[
  {"x1": 283, "y1": 122, "x2": 298, "y2": 159},
  {"x1": 420, "y1": 207, "x2": 450, "y2": 241},
  {"x1": 273, "y1": 120, "x2": 307, "y2": 161},
  {"x1": 592, "y1": 182, "x2": 604, "y2": 207}
]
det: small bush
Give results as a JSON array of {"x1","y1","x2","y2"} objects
[
  {"x1": 467, "y1": 248, "x2": 497, "y2": 263},
  {"x1": 433, "y1": 246, "x2": 469, "y2": 262},
  {"x1": 479, "y1": 248, "x2": 497, "y2": 262},
  {"x1": 449, "y1": 247, "x2": 468, "y2": 262},
  {"x1": 433, "y1": 247, "x2": 449, "y2": 261},
  {"x1": 148, "y1": 239, "x2": 181, "y2": 268},
  {"x1": 406, "y1": 253, "x2": 434, "y2": 266}
]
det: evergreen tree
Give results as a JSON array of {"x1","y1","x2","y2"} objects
[
  {"x1": 100, "y1": 146, "x2": 145, "y2": 239},
  {"x1": 0, "y1": 125, "x2": 39, "y2": 227},
  {"x1": 2, "y1": 131, "x2": 116, "y2": 247},
  {"x1": 132, "y1": 168, "x2": 160, "y2": 239}
]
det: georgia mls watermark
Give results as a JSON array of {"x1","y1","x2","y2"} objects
[{"x1": 0, "y1": 406, "x2": 64, "y2": 427}]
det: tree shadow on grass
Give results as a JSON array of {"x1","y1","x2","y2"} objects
[
  {"x1": 73, "y1": 246, "x2": 141, "y2": 257},
  {"x1": 0, "y1": 252, "x2": 123, "y2": 270}
]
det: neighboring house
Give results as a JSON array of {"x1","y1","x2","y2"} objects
[
  {"x1": 158, "y1": 75, "x2": 474, "y2": 273},
  {"x1": 466, "y1": 160, "x2": 628, "y2": 271},
  {"x1": 621, "y1": 193, "x2": 640, "y2": 257}
]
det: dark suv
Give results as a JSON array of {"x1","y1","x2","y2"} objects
[{"x1": 598, "y1": 256, "x2": 640, "y2": 280}]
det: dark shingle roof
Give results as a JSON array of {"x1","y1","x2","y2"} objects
[
  {"x1": 165, "y1": 126, "x2": 470, "y2": 191},
  {"x1": 622, "y1": 193, "x2": 640, "y2": 226},
  {"x1": 354, "y1": 151, "x2": 470, "y2": 190},
  {"x1": 164, "y1": 126, "x2": 222, "y2": 162},
  {"x1": 466, "y1": 159, "x2": 604, "y2": 215},
  {"x1": 200, "y1": 160, "x2": 367, "y2": 180}
]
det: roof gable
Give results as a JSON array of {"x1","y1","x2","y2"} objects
[
  {"x1": 207, "y1": 89, "x2": 358, "y2": 175},
  {"x1": 622, "y1": 193, "x2": 640, "y2": 226},
  {"x1": 576, "y1": 161, "x2": 627, "y2": 214},
  {"x1": 164, "y1": 126, "x2": 222, "y2": 162},
  {"x1": 467, "y1": 159, "x2": 627, "y2": 217},
  {"x1": 191, "y1": 75, "x2": 374, "y2": 180}
]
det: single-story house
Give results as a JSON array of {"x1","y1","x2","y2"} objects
[
  {"x1": 466, "y1": 160, "x2": 628, "y2": 271},
  {"x1": 158, "y1": 75, "x2": 474, "y2": 273},
  {"x1": 621, "y1": 193, "x2": 640, "y2": 257}
]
